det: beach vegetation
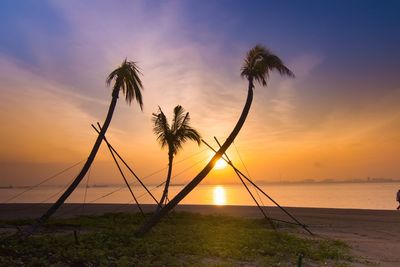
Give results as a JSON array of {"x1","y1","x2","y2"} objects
[{"x1": 1, "y1": 212, "x2": 352, "y2": 266}]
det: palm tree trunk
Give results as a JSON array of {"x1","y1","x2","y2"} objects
[
  {"x1": 157, "y1": 152, "x2": 174, "y2": 211},
  {"x1": 136, "y1": 80, "x2": 254, "y2": 237},
  {"x1": 24, "y1": 89, "x2": 120, "y2": 234}
]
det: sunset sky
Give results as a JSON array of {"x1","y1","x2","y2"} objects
[{"x1": 1, "y1": 1, "x2": 399, "y2": 186}]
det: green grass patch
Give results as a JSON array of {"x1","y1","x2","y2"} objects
[{"x1": 0, "y1": 212, "x2": 352, "y2": 266}]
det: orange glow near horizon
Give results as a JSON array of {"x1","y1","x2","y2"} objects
[{"x1": 213, "y1": 186, "x2": 226, "y2": 205}]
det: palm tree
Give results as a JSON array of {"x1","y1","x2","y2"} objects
[
  {"x1": 152, "y1": 105, "x2": 201, "y2": 209},
  {"x1": 27, "y1": 59, "x2": 144, "y2": 233},
  {"x1": 136, "y1": 44, "x2": 294, "y2": 236}
]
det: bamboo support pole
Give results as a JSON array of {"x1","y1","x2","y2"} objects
[{"x1": 202, "y1": 139, "x2": 313, "y2": 235}]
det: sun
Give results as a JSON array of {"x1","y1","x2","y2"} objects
[
  {"x1": 208, "y1": 152, "x2": 228, "y2": 170},
  {"x1": 214, "y1": 158, "x2": 228, "y2": 170},
  {"x1": 213, "y1": 186, "x2": 226, "y2": 205}
]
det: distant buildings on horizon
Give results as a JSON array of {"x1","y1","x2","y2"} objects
[{"x1": 254, "y1": 177, "x2": 400, "y2": 185}]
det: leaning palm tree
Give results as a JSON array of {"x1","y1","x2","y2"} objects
[
  {"x1": 136, "y1": 44, "x2": 294, "y2": 236},
  {"x1": 153, "y1": 105, "x2": 201, "y2": 209},
  {"x1": 26, "y1": 59, "x2": 144, "y2": 233}
]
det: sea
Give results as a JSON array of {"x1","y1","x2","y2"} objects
[{"x1": 1, "y1": 182, "x2": 399, "y2": 210}]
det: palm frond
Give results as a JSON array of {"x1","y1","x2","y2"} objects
[
  {"x1": 152, "y1": 107, "x2": 170, "y2": 149},
  {"x1": 152, "y1": 105, "x2": 201, "y2": 155},
  {"x1": 106, "y1": 59, "x2": 144, "y2": 109},
  {"x1": 240, "y1": 44, "x2": 294, "y2": 87},
  {"x1": 176, "y1": 127, "x2": 201, "y2": 146},
  {"x1": 171, "y1": 105, "x2": 187, "y2": 133}
]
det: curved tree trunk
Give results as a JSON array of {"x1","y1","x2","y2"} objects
[
  {"x1": 25, "y1": 89, "x2": 120, "y2": 234},
  {"x1": 157, "y1": 152, "x2": 174, "y2": 211},
  {"x1": 136, "y1": 80, "x2": 254, "y2": 237}
]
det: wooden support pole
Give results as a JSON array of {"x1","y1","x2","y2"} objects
[
  {"x1": 202, "y1": 139, "x2": 313, "y2": 235},
  {"x1": 73, "y1": 230, "x2": 79, "y2": 245},
  {"x1": 92, "y1": 123, "x2": 160, "y2": 207},
  {"x1": 107, "y1": 143, "x2": 145, "y2": 217},
  {"x1": 93, "y1": 124, "x2": 144, "y2": 217},
  {"x1": 211, "y1": 137, "x2": 276, "y2": 230}
]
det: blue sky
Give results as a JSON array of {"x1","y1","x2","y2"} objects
[{"x1": 0, "y1": 1, "x2": 400, "y2": 185}]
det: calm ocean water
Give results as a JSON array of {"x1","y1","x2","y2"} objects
[{"x1": 1, "y1": 182, "x2": 399, "y2": 210}]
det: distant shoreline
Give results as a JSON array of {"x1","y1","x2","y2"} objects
[{"x1": 2, "y1": 179, "x2": 400, "y2": 188}]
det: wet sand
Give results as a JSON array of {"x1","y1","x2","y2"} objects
[{"x1": 1, "y1": 204, "x2": 399, "y2": 266}]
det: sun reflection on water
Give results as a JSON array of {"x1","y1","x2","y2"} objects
[{"x1": 213, "y1": 186, "x2": 226, "y2": 205}]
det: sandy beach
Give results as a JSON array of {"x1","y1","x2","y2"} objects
[{"x1": 1, "y1": 204, "x2": 399, "y2": 266}]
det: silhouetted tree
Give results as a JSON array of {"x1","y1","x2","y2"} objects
[
  {"x1": 136, "y1": 44, "x2": 294, "y2": 236},
  {"x1": 152, "y1": 105, "x2": 201, "y2": 210},
  {"x1": 27, "y1": 59, "x2": 144, "y2": 233}
]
